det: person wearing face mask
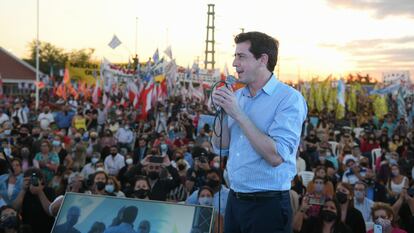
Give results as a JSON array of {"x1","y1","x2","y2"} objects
[
  {"x1": 196, "y1": 186, "x2": 225, "y2": 233},
  {"x1": 353, "y1": 181, "x2": 374, "y2": 222},
  {"x1": 37, "y1": 107, "x2": 54, "y2": 130},
  {"x1": 335, "y1": 182, "x2": 366, "y2": 233},
  {"x1": 186, "y1": 168, "x2": 229, "y2": 215},
  {"x1": 13, "y1": 168, "x2": 55, "y2": 233},
  {"x1": 304, "y1": 130, "x2": 321, "y2": 167},
  {"x1": 389, "y1": 135, "x2": 403, "y2": 153},
  {"x1": 314, "y1": 148, "x2": 335, "y2": 170},
  {"x1": 81, "y1": 153, "x2": 102, "y2": 181},
  {"x1": 342, "y1": 157, "x2": 367, "y2": 185},
  {"x1": 0, "y1": 206, "x2": 23, "y2": 233},
  {"x1": 131, "y1": 176, "x2": 151, "y2": 200},
  {"x1": 367, "y1": 202, "x2": 407, "y2": 233},
  {"x1": 387, "y1": 164, "x2": 408, "y2": 203},
  {"x1": 115, "y1": 122, "x2": 134, "y2": 152},
  {"x1": 141, "y1": 155, "x2": 180, "y2": 201},
  {"x1": 104, "y1": 146, "x2": 125, "y2": 176},
  {"x1": 88, "y1": 171, "x2": 109, "y2": 195},
  {"x1": 293, "y1": 199, "x2": 352, "y2": 233},
  {"x1": 106, "y1": 176, "x2": 125, "y2": 197},
  {"x1": 52, "y1": 135, "x2": 73, "y2": 170},
  {"x1": 303, "y1": 176, "x2": 334, "y2": 218}
]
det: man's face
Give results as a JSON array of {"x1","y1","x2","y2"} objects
[{"x1": 232, "y1": 41, "x2": 262, "y2": 85}]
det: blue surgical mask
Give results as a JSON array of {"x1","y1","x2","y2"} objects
[
  {"x1": 199, "y1": 197, "x2": 213, "y2": 206},
  {"x1": 105, "y1": 184, "x2": 115, "y2": 193},
  {"x1": 91, "y1": 158, "x2": 99, "y2": 164},
  {"x1": 52, "y1": 140, "x2": 61, "y2": 147}
]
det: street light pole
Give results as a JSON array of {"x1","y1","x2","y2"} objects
[{"x1": 35, "y1": 0, "x2": 40, "y2": 110}]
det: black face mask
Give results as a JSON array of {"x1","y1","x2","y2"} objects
[
  {"x1": 134, "y1": 189, "x2": 150, "y2": 199},
  {"x1": 321, "y1": 210, "x2": 337, "y2": 222},
  {"x1": 336, "y1": 191, "x2": 348, "y2": 204},
  {"x1": 32, "y1": 133, "x2": 40, "y2": 138},
  {"x1": 207, "y1": 179, "x2": 220, "y2": 189},
  {"x1": 74, "y1": 138, "x2": 81, "y2": 143},
  {"x1": 111, "y1": 152, "x2": 117, "y2": 156},
  {"x1": 148, "y1": 171, "x2": 159, "y2": 180},
  {"x1": 177, "y1": 164, "x2": 186, "y2": 170},
  {"x1": 0, "y1": 215, "x2": 19, "y2": 229},
  {"x1": 95, "y1": 182, "x2": 106, "y2": 191},
  {"x1": 20, "y1": 133, "x2": 27, "y2": 137}
]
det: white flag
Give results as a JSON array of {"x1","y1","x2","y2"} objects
[
  {"x1": 164, "y1": 46, "x2": 172, "y2": 59},
  {"x1": 108, "y1": 35, "x2": 122, "y2": 49}
]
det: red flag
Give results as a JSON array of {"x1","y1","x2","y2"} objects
[
  {"x1": 63, "y1": 68, "x2": 70, "y2": 84},
  {"x1": 35, "y1": 81, "x2": 45, "y2": 89},
  {"x1": 138, "y1": 79, "x2": 154, "y2": 120}
]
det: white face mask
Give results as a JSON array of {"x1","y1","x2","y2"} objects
[
  {"x1": 126, "y1": 158, "x2": 133, "y2": 165},
  {"x1": 199, "y1": 197, "x2": 213, "y2": 206},
  {"x1": 91, "y1": 158, "x2": 99, "y2": 164}
]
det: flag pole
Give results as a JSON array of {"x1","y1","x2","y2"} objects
[
  {"x1": 35, "y1": 0, "x2": 40, "y2": 110},
  {"x1": 135, "y1": 17, "x2": 138, "y2": 56}
]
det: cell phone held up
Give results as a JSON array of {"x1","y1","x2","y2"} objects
[
  {"x1": 149, "y1": 156, "x2": 164, "y2": 164},
  {"x1": 30, "y1": 172, "x2": 39, "y2": 186}
]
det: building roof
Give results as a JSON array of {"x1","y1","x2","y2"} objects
[{"x1": 0, "y1": 47, "x2": 42, "y2": 82}]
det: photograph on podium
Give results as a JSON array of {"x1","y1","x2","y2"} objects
[{"x1": 51, "y1": 192, "x2": 214, "y2": 233}]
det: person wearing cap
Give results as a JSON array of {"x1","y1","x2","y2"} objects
[{"x1": 342, "y1": 157, "x2": 367, "y2": 185}]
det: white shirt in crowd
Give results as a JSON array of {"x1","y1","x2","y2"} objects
[
  {"x1": 37, "y1": 112, "x2": 55, "y2": 129},
  {"x1": 104, "y1": 153, "x2": 125, "y2": 176},
  {"x1": 354, "y1": 197, "x2": 374, "y2": 222},
  {"x1": 115, "y1": 127, "x2": 133, "y2": 144},
  {"x1": 12, "y1": 108, "x2": 28, "y2": 124},
  {"x1": 0, "y1": 113, "x2": 9, "y2": 125},
  {"x1": 296, "y1": 156, "x2": 306, "y2": 174}
]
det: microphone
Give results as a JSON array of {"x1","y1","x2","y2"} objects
[
  {"x1": 215, "y1": 75, "x2": 237, "y2": 113},
  {"x1": 225, "y1": 75, "x2": 237, "y2": 88}
]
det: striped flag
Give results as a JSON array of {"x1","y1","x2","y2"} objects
[{"x1": 108, "y1": 35, "x2": 122, "y2": 49}]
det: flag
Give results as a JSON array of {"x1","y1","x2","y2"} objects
[
  {"x1": 164, "y1": 45, "x2": 172, "y2": 59},
  {"x1": 336, "y1": 79, "x2": 345, "y2": 119},
  {"x1": 139, "y1": 78, "x2": 155, "y2": 120},
  {"x1": 152, "y1": 48, "x2": 159, "y2": 64},
  {"x1": 397, "y1": 87, "x2": 407, "y2": 119},
  {"x1": 35, "y1": 81, "x2": 45, "y2": 89},
  {"x1": 108, "y1": 35, "x2": 122, "y2": 49},
  {"x1": 369, "y1": 83, "x2": 400, "y2": 95},
  {"x1": 63, "y1": 68, "x2": 70, "y2": 85}
]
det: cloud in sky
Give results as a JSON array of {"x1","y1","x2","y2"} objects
[
  {"x1": 327, "y1": 0, "x2": 414, "y2": 18},
  {"x1": 320, "y1": 36, "x2": 414, "y2": 70}
]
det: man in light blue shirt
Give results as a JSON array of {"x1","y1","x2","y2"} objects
[
  {"x1": 212, "y1": 31, "x2": 307, "y2": 233},
  {"x1": 185, "y1": 168, "x2": 229, "y2": 215},
  {"x1": 104, "y1": 206, "x2": 138, "y2": 233}
]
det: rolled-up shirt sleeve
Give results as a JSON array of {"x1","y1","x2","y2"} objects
[{"x1": 267, "y1": 92, "x2": 307, "y2": 162}]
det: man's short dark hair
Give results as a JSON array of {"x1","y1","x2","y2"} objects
[
  {"x1": 122, "y1": 206, "x2": 138, "y2": 224},
  {"x1": 234, "y1": 31, "x2": 279, "y2": 72}
]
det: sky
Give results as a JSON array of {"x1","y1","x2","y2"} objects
[{"x1": 1, "y1": 0, "x2": 414, "y2": 82}]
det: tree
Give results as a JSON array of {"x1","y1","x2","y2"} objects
[{"x1": 23, "y1": 40, "x2": 95, "y2": 77}]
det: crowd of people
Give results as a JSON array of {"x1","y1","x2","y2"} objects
[{"x1": 0, "y1": 82, "x2": 413, "y2": 233}]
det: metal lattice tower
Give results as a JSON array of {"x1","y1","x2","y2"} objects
[{"x1": 204, "y1": 4, "x2": 215, "y2": 69}]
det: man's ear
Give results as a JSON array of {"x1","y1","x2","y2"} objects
[{"x1": 259, "y1": 53, "x2": 269, "y2": 68}]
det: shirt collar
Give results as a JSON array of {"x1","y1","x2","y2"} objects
[{"x1": 241, "y1": 74, "x2": 278, "y2": 97}]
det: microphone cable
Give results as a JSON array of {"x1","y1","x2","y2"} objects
[{"x1": 209, "y1": 79, "x2": 230, "y2": 233}]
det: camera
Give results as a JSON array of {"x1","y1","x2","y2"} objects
[{"x1": 30, "y1": 173, "x2": 39, "y2": 186}]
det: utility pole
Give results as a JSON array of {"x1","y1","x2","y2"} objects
[
  {"x1": 204, "y1": 4, "x2": 215, "y2": 70},
  {"x1": 35, "y1": 0, "x2": 40, "y2": 110}
]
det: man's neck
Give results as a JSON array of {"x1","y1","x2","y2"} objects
[{"x1": 247, "y1": 70, "x2": 272, "y2": 97}]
